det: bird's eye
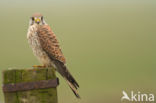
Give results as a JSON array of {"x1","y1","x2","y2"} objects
[
  {"x1": 41, "y1": 16, "x2": 43, "y2": 20},
  {"x1": 31, "y1": 17, "x2": 34, "y2": 21}
]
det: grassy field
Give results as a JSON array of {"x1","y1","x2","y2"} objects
[{"x1": 0, "y1": 0, "x2": 156, "y2": 103}]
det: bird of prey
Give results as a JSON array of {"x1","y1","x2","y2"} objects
[{"x1": 27, "y1": 13, "x2": 80, "y2": 98}]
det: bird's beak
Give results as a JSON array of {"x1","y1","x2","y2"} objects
[{"x1": 35, "y1": 18, "x2": 41, "y2": 24}]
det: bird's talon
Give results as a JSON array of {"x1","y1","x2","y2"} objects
[{"x1": 32, "y1": 65, "x2": 46, "y2": 68}]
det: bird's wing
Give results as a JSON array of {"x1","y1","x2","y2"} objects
[
  {"x1": 37, "y1": 25, "x2": 66, "y2": 64},
  {"x1": 37, "y1": 25, "x2": 80, "y2": 98}
]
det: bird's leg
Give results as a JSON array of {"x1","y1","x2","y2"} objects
[{"x1": 32, "y1": 65, "x2": 46, "y2": 68}]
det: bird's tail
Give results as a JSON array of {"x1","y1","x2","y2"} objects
[{"x1": 53, "y1": 60, "x2": 80, "y2": 98}]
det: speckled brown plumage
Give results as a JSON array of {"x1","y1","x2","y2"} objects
[
  {"x1": 27, "y1": 13, "x2": 80, "y2": 98},
  {"x1": 37, "y1": 25, "x2": 66, "y2": 64}
]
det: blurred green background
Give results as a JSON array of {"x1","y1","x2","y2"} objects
[{"x1": 0, "y1": 0, "x2": 156, "y2": 103}]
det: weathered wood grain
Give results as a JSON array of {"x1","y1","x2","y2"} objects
[{"x1": 3, "y1": 67, "x2": 58, "y2": 103}]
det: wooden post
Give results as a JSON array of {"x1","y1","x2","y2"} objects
[{"x1": 2, "y1": 67, "x2": 58, "y2": 103}]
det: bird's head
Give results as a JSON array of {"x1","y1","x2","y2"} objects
[{"x1": 29, "y1": 13, "x2": 46, "y2": 25}]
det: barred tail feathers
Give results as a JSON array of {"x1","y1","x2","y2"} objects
[{"x1": 53, "y1": 60, "x2": 80, "y2": 98}]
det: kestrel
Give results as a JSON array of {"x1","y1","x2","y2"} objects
[{"x1": 27, "y1": 13, "x2": 80, "y2": 98}]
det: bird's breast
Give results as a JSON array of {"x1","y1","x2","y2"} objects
[{"x1": 27, "y1": 25, "x2": 52, "y2": 66}]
